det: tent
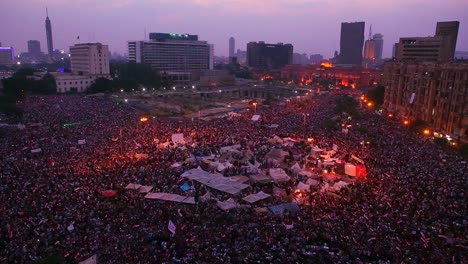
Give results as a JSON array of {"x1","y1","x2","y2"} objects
[
  {"x1": 266, "y1": 148, "x2": 289, "y2": 161},
  {"x1": 138, "y1": 185, "x2": 153, "y2": 193},
  {"x1": 268, "y1": 202, "x2": 299, "y2": 215},
  {"x1": 306, "y1": 178, "x2": 320, "y2": 186},
  {"x1": 273, "y1": 186, "x2": 287, "y2": 197},
  {"x1": 220, "y1": 145, "x2": 241, "y2": 154},
  {"x1": 251, "y1": 115, "x2": 261, "y2": 121},
  {"x1": 125, "y1": 183, "x2": 142, "y2": 190},
  {"x1": 345, "y1": 163, "x2": 366, "y2": 178},
  {"x1": 250, "y1": 174, "x2": 273, "y2": 184},
  {"x1": 31, "y1": 148, "x2": 42, "y2": 153},
  {"x1": 269, "y1": 168, "x2": 290, "y2": 183},
  {"x1": 144, "y1": 192, "x2": 195, "y2": 204},
  {"x1": 297, "y1": 182, "x2": 310, "y2": 192},
  {"x1": 171, "y1": 133, "x2": 185, "y2": 144},
  {"x1": 242, "y1": 191, "x2": 271, "y2": 203},
  {"x1": 268, "y1": 135, "x2": 284, "y2": 144},
  {"x1": 102, "y1": 190, "x2": 117, "y2": 198},
  {"x1": 135, "y1": 153, "x2": 149, "y2": 159},
  {"x1": 181, "y1": 169, "x2": 250, "y2": 195},
  {"x1": 290, "y1": 163, "x2": 302, "y2": 174},
  {"x1": 217, "y1": 198, "x2": 240, "y2": 211}
]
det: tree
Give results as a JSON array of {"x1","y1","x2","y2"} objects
[
  {"x1": 87, "y1": 77, "x2": 116, "y2": 93},
  {"x1": 111, "y1": 63, "x2": 161, "y2": 90},
  {"x1": 366, "y1": 86, "x2": 385, "y2": 107},
  {"x1": 335, "y1": 95, "x2": 358, "y2": 116},
  {"x1": 459, "y1": 143, "x2": 468, "y2": 158},
  {"x1": 434, "y1": 137, "x2": 449, "y2": 146}
]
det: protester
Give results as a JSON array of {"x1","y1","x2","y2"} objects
[{"x1": 0, "y1": 93, "x2": 466, "y2": 263}]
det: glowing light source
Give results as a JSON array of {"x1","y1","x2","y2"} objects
[
  {"x1": 388, "y1": 113, "x2": 393, "y2": 118},
  {"x1": 367, "y1": 102, "x2": 373, "y2": 107},
  {"x1": 403, "y1": 120, "x2": 409, "y2": 125},
  {"x1": 423, "y1": 129, "x2": 430, "y2": 135},
  {"x1": 140, "y1": 117, "x2": 148, "y2": 123}
]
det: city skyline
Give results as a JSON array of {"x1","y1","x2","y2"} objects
[{"x1": 1, "y1": 0, "x2": 467, "y2": 59}]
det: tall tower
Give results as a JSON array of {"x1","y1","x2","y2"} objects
[
  {"x1": 45, "y1": 8, "x2": 54, "y2": 61},
  {"x1": 339, "y1": 22, "x2": 365, "y2": 65},
  {"x1": 435, "y1": 21, "x2": 459, "y2": 61},
  {"x1": 229, "y1": 37, "x2": 235, "y2": 58}
]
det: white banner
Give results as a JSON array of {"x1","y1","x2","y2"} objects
[
  {"x1": 78, "y1": 140, "x2": 86, "y2": 145},
  {"x1": 168, "y1": 220, "x2": 176, "y2": 235}
]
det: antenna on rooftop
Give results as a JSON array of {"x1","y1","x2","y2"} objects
[{"x1": 46, "y1": 7, "x2": 49, "y2": 17}]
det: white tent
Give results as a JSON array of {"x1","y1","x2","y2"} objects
[
  {"x1": 138, "y1": 185, "x2": 153, "y2": 193},
  {"x1": 242, "y1": 191, "x2": 271, "y2": 203},
  {"x1": 291, "y1": 163, "x2": 302, "y2": 174},
  {"x1": 266, "y1": 148, "x2": 289, "y2": 161},
  {"x1": 251, "y1": 115, "x2": 261, "y2": 121},
  {"x1": 269, "y1": 168, "x2": 290, "y2": 182},
  {"x1": 306, "y1": 178, "x2": 320, "y2": 186},
  {"x1": 145, "y1": 192, "x2": 196, "y2": 204},
  {"x1": 230, "y1": 175, "x2": 250, "y2": 183},
  {"x1": 273, "y1": 186, "x2": 287, "y2": 197},
  {"x1": 125, "y1": 183, "x2": 142, "y2": 190},
  {"x1": 321, "y1": 181, "x2": 349, "y2": 193},
  {"x1": 31, "y1": 148, "x2": 42, "y2": 153},
  {"x1": 217, "y1": 198, "x2": 240, "y2": 211},
  {"x1": 181, "y1": 169, "x2": 250, "y2": 195},
  {"x1": 171, "y1": 162, "x2": 182, "y2": 168},
  {"x1": 297, "y1": 182, "x2": 310, "y2": 192},
  {"x1": 220, "y1": 145, "x2": 241, "y2": 154},
  {"x1": 171, "y1": 133, "x2": 185, "y2": 144}
]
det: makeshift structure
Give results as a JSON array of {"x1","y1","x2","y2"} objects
[
  {"x1": 181, "y1": 169, "x2": 250, "y2": 195},
  {"x1": 242, "y1": 191, "x2": 271, "y2": 203},
  {"x1": 144, "y1": 192, "x2": 195, "y2": 204}
]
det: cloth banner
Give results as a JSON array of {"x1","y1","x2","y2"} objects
[
  {"x1": 251, "y1": 115, "x2": 261, "y2": 121},
  {"x1": 78, "y1": 140, "x2": 86, "y2": 145},
  {"x1": 168, "y1": 220, "x2": 176, "y2": 235},
  {"x1": 344, "y1": 163, "x2": 356, "y2": 177},
  {"x1": 79, "y1": 255, "x2": 97, "y2": 264},
  {"x1": 171, "y1": 133, "x2": 185, "y2": 144},
  {"x1": 180, "y1": 183, "x2": 191, "y2": 191},
  {"x1": 31, "y1": 148, "x2": 42, "y2": 153}
]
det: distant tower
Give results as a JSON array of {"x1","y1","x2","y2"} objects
[
  {"x1": 45, "y1": 8, "x2": 54, "y2": 61},
  {"x1": 229, "y1": 37, "x2": 235, "y2": 58},
  {"x1": 339, "y1": 21, "x2": 365, "y2": 65}
]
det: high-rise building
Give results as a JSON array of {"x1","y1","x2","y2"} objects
[
  {"x1": 382, "y1": 62, "x2": 468, "y2": 143},
  {"x1": 45, "y1": 8, "x2": 54, "y2": 61},
  {"x1": 229, "y1": 37, "x2": 235, "y2": 58},
  {"x1": 364, "y1": 29, "x2": 384, "y2": 61},
  {"x1": 28, "y1": 40, "x2": 41, "y2": 56},
  {"x1": 339, "y1": 22, "x2": 365, "y2": 65},
  {"x1": 70, "y1": 43, "x2": 110, "y2": 76},
  {"x1": 309, "y1": 54, "x2": 324, "y2": 64},
  {"x1": 373, "y1": 33, "x2": 384, "y2": 60},
  {"x1": 435, "y1": 21, "x2": 459, "y2": 61},
  {"x1": 396, "y1": 21, "x2": 459, "y2": 62},
  {"x1": 128, "y1": 33, "x2": 210, "y2": 73},
  {"x1": 0, "y1": 46, "x2": 14, "y2": 65},
  {"x1": 209, "y1": 44, "x2": 214, "y2": 70},
  {"x1": 247, "y1": 41, "x2": 293, "y2": 70}
]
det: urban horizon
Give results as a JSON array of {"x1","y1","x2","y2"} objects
[{"x1": 1, "y1": 0, "x2": 467, "y2": 58}]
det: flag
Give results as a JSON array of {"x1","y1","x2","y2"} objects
[{"x1": 168, "y1": 220, "x2": 176, "y2": 235}]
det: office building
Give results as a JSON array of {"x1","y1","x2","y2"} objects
[
  {"x1": 128, "y1": 33, "x2": 210, "y2": 74},
  {"x1": 209, "y1": 44, "x2": 214, "y2": 70},
  {"x1": 396, "y1": 21, "x2": 459, "y2": 62},
  {"x1": 247, "y1": 41, "x2": 293, "y2": 70},
  {"x1": 28, "y1": 40, "x2": 41, "y2": 56},
  {"x1": 70, "y1": 43, "x2": 110, "y2": 76},
  {"x1": 309, "y1": 54, "x2": 324, "y2": 64},
  {"x1": 45, "y1": 9, "x2": 54, "y2": 61},
  {"x1": 435, "y1": 21, "x2": 459, "y2": 61},
  {"x1": 382, "y1": 62, "x2": 468, "y2": 143},
  {"x1": 339, "y1": 22, "x2": 365, "y2": 65},
  {"x1": 229, "y1": 37, "x2": 235, "y2": 58},
  {"x1": 0, "y1": 46, "x2": 14, "y2": 65}
]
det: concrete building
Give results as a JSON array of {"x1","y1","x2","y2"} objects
[
  {"x1": 382, "y1": 62, "x2": 468, "y2": 143},
  {"x1": 435, "y1": 21, "x2": 459, "y2": 61},
  {"x1": 247, "y1": 41, "x2": 293, "y2": 70},
  {"x1": 364, "y1": 28, "x2": 384, "y2": 61},
  {"x1": 339, "y1": 22, "x2": 365, "y2": 65},
  {"x1": 229, "y1": 37, "x2": 235, "y2": 58},
  {"x1": 0, "y1": 47, "x2": 14, "y2": 65},
  {"x1": 70, "y1": 43, "x2": 110, "y2": 76},
  {"x1": 309, "y1": 54, "x2": 324, "y2": 64},
  {"x1": 28, "y1": 40, "x2": 41, "y2": 56},
  {"x1": 396, "y1": 21, "x2": 459, "y2": 63},
  {"x1": 52, "y1": 73, "x2": 98, "y2": 93},
  {"x1": 209, "y1": 44, "x2": 214, "y2": 70},
  {"x1": 128, "y1": 33, "x2": 210, "y2": 73},
  {"x1": 45, "y1": 8, "x2": 54, "y2": 62}
]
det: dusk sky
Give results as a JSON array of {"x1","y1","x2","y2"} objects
[{"x1": 1, "y1": 0, "x2": 467, "y2": 58}]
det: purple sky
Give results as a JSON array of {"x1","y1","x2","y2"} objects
[{"x1": 1, "y1": 0, "x2": 467, "y2": 58}]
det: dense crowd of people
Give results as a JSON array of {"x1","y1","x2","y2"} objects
[{"x1": 0, "y1": 91, "x2": 466, "y2": 263}]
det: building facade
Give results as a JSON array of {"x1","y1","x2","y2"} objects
[
  {"x1": 128, "y1": 33, "x2": 210, "y2": 73},
  {"x1": 229, "y1": 37, "x2": 235, "y2": 58},
  {"x1": 28, "y1": 40, "x2": 41, "y2": 56},
  {"x1": 396, "y1": 21, "x2": 459, "y2": 63},
  {"x1": 339, "y1": 22, "x2": 365, "y2": 65},
  {"x1": 0, "y1": 47, "x2": 14, "y2": 65},
  {"x1": 70, "y1": 43, "x2": 110, "y2": 76},
  {"x1": 382, "y1": 62, "x2": 468, "y2": 143},
  {"x1": 247, "y1": 41, "x2": 293, "y2": 70}
]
